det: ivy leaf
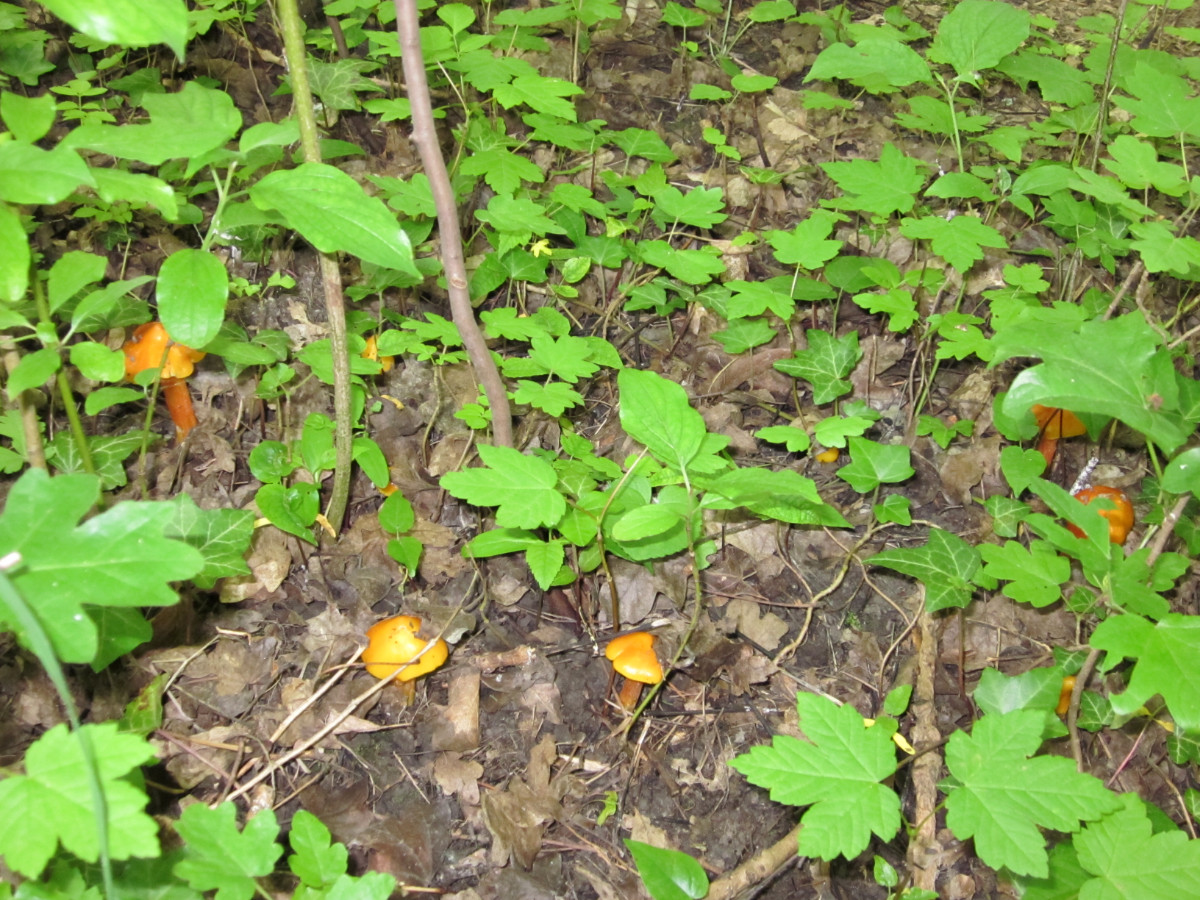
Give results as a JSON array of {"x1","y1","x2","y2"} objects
[
  {"x1": 943, "y1": 710, "x2": 1120, "y2": 877},
  {"x1": 173, "y1": 803, "x2": 283, "y2": 900},
  {"x1": 0, "y1": 469, "x2": 203, "y2": 663},
  {"x1": 870, "y1": 527, "x2": 979, "y2": 612},
  {"x1": 979, "y1": 541, "x2": 1070, "y2": 607},
  {"x1": 1090, "y1": 613, "x2": 1200, "y2": 732},
  {"x1": 729, "y1": 693, "x2": 901, "y2": 861},
  {"x1": 774, "y1": 329, "x2": 861, "y2": 404},
  {"x1": 441, "y1": 445, "x2": 566, "y2": 529},
  {"x1": 0, "y1": 723, "x2": 159, "y2": 878},
  {"x1": 837, "y1": 437, "x2": 914, "y2": 494}
]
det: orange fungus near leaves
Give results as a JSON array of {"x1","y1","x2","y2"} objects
[
  {"x1": 606, "y1": 632, "x2": 663, "y2": 709},
  {"x1": 1067, "y1": 486, "x2": 1135, "y2": 546},
  {"x1": 363, "y1": 615, "x2": 449, "y2": 683},
  {"x1": 1032, "y1": 405, "x2": 1086, "y2": 467},
  {"x1": 123, "y1": 322, "x2": 206, "y2": 440}
]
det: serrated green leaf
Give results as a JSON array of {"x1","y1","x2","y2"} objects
[
  {"x1": 729, "y1": 693, "x2": 901, "y2": 861},
  {"x1": 928, "y1": 0, "x2": 1030, "y2": 79},
  {"x1": 870, "y1": 527, "x2": 979, "y2": 612},
  {"x1": 441, "y1": 444, "x2": 566, "y2": 529},
  {"x1": 1091, "y1": 613, "x2": 1200, "y2": 731},
  {"x1": 979, "y1": 540, "x2": 1069, "y2": 607},
  {"x1": 618, "y1": 369, "x2": 708, "y2": 472},
  {"x1": 288, "y1": 810, "x2": 347, "y2": 889},
  {"x1": 943, "y1": 709, "x2": 1120, "y2": 877},
  {"x1": 173, "y1": 803, "x2": 283, "y2": 900}
]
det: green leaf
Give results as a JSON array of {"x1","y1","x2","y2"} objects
[
  {"x1": 837, "y1": 436, "x2": 914, "y2": 494},
  {"x1": 618, "y1": 369, "x2": 709, "y2": 473},
  {"x1": 1091, "y1": 613, "x2": 1200, "y2": 731},
  {"x1": 704, "y1": 467, "x2": 849, "y2": 527},
  {"x1": 651, "y1": 184, "x2": 727, "y2": 230},
  {"x1": 38, "y1": 0, "x2": 187, "y2": 58},
  {"x1": 1112, "y1": 62, "x2": 1200, "y2": 140},
  {"x1": 774, "y1": 329, "x2": 861, "y2": 404},
  {"x1": 729, "y1": 693, "x2": 901, "y2": 861},
  {"x1": 899, "y1": 214, "x2": 1007, "y2": 273},
  {"x1": 0, "y1": 202, "x2": 30, "y2": 303},
  {"x1": 87, "y1": 605, "x2": 152, "y2": 671},
  {"x1": 173, "y1": 803, "x2": 283, "y2": 900},
  {"x1": 1073, "y1": 794, "x2": 1200, "y2": 899},
  {"x1": 928, "y1": 0, "x2": 1030, "y2": 80},
  {"x1": 995, "y1": 312, "x2": 1192, "y2": 453},
  {"x1": 807, "y1": 38, "x2": 932, "y2": 93},
  {"x1": 68, "y1": 342, "x2": 124, "y2": 382},
  {"x1": 64, "y1": 83, "x2": 241, "y2": 166},
  {"x1": 756, "y1": 425, "x2": 811, "y2": 453},
  {"x1": 165, "y1": 493, "x2": 254, "y2": 590},
  {"x1": 250, "y1": 163, "x2": 419, "y2": 276},
  {"x1": 254, "y1": 483, "x2": 318, "y2": 545},
  {"x1": 634, "y1": 240, "x2": 726, "y2": 284},
  {"x1": 973, "y1": 666, "x2": 1064, "y2": 719},
  {"x1": 493, "y1": 74, "x2": 584, "y2": 120},
  {"x1": 157, "y1": 249, "x2": 228, "y2": 349},
  {"x1": 441, "y1": 444, "x2": 566, "y2": 529},
  {"x1": 821, "y1": 143, "x2": 926, "y2": 216},
  {"x1": 999, "y1": 445, "x2": 1047, "y2": 496},
  {"x1": 979, "y1": 541, "x2": 1070, "y2": 607},
  {"x1": 943, "y1": 710, "x2": 1120, "y2": 877},
  {"x1": 379, "y1": 491, "x2": 416, "y2": 535},
  {"x1": 0, "y1": 469, "x2": 203, "y2": 663},
  {"x1": 48, "y1": 251, "x2": 106, "y2": 315},
  {"x1": 0, "y1": 141, "x2": 93, "y2": 204},
  {"x1": 288, "y1": 810, "x2": 347, "y2": 889},
  {"x1": 765, "y1": 210, "x2": 843, "y2": 268},
  {"x1": 6, "y1": 347, "x2": 60, "y2": 398},
  {"x1": 0, "y1": 91, "x2": 56, "y2": 142},
  {"x1": 0, "y1": 723, "x2": 158, "y2": 878},
  {"x1": 525, "y1": 538, "x2": 565, "y2": 590},
  {"x1": 1101, "y1": 135, "x2": 1188, "y2": 196},
  {"x1": 624, "y1": 840, "x2": 709, "y2": 900},
  {"x1": 870, "y1": 527, "x2": 979, "y2": 612},
  {"x1": 851, "y1": 286, "x2": 918, "y2": 332},
  {"x1": 1163, "y1": 447, "x2": 1200, "y2": 495},
  {"x1": 874, "y1": 494, "x2": 911, "y2": 526}
]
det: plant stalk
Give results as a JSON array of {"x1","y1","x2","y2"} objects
[
  {"x1": 276, "y1": 0, "x2": 355, "y2": 530},
  {"x1": 394, "y1": 0, "x2": 513, "y2": 448}
]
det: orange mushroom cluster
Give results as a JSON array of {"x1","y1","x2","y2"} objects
[
  {"x1": 363, "y1": 615, "x2": 448, "y2": 702},
  {"x1": 605, "y1": 632, "x2": 663, "y2": 710},
  {"x1": 123, "y1": 322, "x2": 205, "y2": 440},
  {"x1": 1067, "y1": 485, "x2": 1135, "y2": 545},
  {"x1": 1032, "y1": 405, "x2": 1086, "y2": 467}
]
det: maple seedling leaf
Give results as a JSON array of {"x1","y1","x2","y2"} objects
[
  {"x1": 943, "y1": 709, "x2": 1120, "y2": 877},
  {"x1": 1090, "y1": 612, "x2": 1200, "y2": 732},
  {"x1": 173, "y1": 803, "x2": 283, "y2": 900},
  {"x1": 440, "y1": 444, "x2": 566, "y2": 530},
  {"x1": 729, "y1": 693, "x2": 901, "y2": 861},
  {"x1": 871, "y1": 527, "x2": 980, "y2": 612}
]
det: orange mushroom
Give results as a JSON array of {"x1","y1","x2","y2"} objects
[
  {"x1": 363, "y1": 615, "x2": 449, "y2": 703},
  {"x1": 123, "y1": 322, "x2": 205, "y2": 440},
  {"x1": 605, "y1": 632, "x2": 663, "y2": 710},
  {"x1": 1032, "y1": 405, "x2": 1086, "y2": 468},
  {"x1": 361, "y1": 335, "x2": 394, "y2": 372},
  {"x1": 1056, "y1": 675, "x2": 1077, "y2": 716},
  {"x1": 1067, "y1": 485, "x2": 1135, "y2": 545}
]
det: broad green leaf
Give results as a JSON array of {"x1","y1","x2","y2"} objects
[
  {"x1": 994, "y1": 312, "x2": 1192, "y2": 453},
  {"x1": 612, "y1": 504, "x2": 684, "y2": 541},
  {"x1": 68, "y1": 341, "x2": 124, "y2": 382},
  {"x1": 0, "y1": 469, "x2": 203, "y2": 662},
  {"x1": 38, "y1": 0, "x2": 187, "y2": 57},
  {"x1": 0, "y1": 723, "x2": 158, "y2": 878},
  {"x1": 870, "y1": 527, "x2": 979, "y2": 612},
  {"x1": 378, "y1": 491, "x2": 416, "y2": 535},
  {"x1": 837, "y1": 437, "x2": 914, "y2": 494},
  {"x1": 0, "y1": 141, "x2": 93, "y2": 204},
  {"x1": 999, "y1": 445, "x2": 1047, "y2": 496},
  {"x1": 441, "y1": 444, "x2": 566, "y2": 529},
  {"x1": 7, "y1": 347, "x2": 61, "y2": 398},
  {"x1": 979, "y1": 541, "x2": 1070, "y2": 607},
  {"x1": 492, "y1": 74, "x2": 583, "y2": 120},
  {"x1": 774, "y1": 329, "x2": 861, "y2": 404},
  {"x1": 525, "y1": 538, "x2": 565, "y2": 590},
  {"x1": 765, "y1": 210, "x2": 843, "y2": 268},
  {"x1": 1073, "y1": 794, "x2": 1200, "y2": 900},
  {"x1": 651, "y1": 184, "x2": 727, "y2": 230},
  {"x1": 729, "y1": 693, "x2": 901, "y2": 861},
  {"x1": 288, "y1": 810, "x2": 347, "y2": 888},
  {"x1": 618, "y1": 369, "x2": 708, "y2": 473},
  {"x1": 1091, "y1": 613, "x2": 1200, "y2": 731},
  {"x1": 821, "y1": 143, "x2": 926, "y2": 216},
  {"x1": 929, "y1": 0, "x2": 1030, "y2": 80},
  {"x1": 899, "y1": 214, "x2": 1007, "y2": 273},
  {"x1": 807, "y1": 38, "x2": 932, "y2": 92},
  {"x1": 250, "y1": 163, "x2": 419, "y2": 276},
  {"x1": 1112, "y1": 62, "x2": 1200, "y2": 139},
  {"x1": 157, "y1": 249, "x2": 228, "y2": 349},
  {"x1": 943, "y1": 710, "x2": 1120, "y2": 877},
  {"x1": 634, "y1": 240, "x2": 726, "y2": 284},
  {"x1": 704, "y1": 467, "x2": 849, "y2": 527},
  {"x1": 47, "y1": 251, "x2": 106, "y2": 314},
  {"x1": 0, "y1": 202, "x2": 30, "y2": 303},
  {"x1": 254, "y1": 483, "x2": 318, "y2": 545},
  {"x1": 1163, "y1": 447, "x2": 1200, "y2": 495},
  {"x1": 624, "y1": 840, "x2": 709, "y2": 900},
  {"x1": 973, "y1": 666, "x2": 1064, "y2": 719},
  {"x1": 756, "y1": 425, "x2": 811, "y2": 453},
  {"x1": 87, "y1": 605, "x2": 152, "y2": 671},
  {"x1": 65, "y1": 83, "x2": 241, "y2": 166},
  {"x1": 0, "y1": 91, "x2": 55, "y2": 142},
  {"x1": 173, "y1": 803, "x2": 283, "y2": 900}
]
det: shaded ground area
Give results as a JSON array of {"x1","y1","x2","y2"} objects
[{"x1": 4, "y1": 0, "x2": 1194, "y2": 898}]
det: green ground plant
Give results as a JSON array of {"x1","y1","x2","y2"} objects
[{"x1": 3, "y1": 0, "x2": 1200, "y2": 897}]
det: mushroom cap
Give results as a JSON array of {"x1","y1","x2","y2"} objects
[
  {"x1": 1032, "y1": 405, "x2": 1087, "y2": 439},
  {"x1": 1069, "y1": 485, "x2": 1135, "y2": 545},
  {"x1": 363, "y1": 615, "x2": 449, "y2": 682},
  {"x1": 123, "y1": 322, "x2": 205, "y2": 382},
  {"x1": 605, "y1": 632, "x2": 662, "y2": 685}
]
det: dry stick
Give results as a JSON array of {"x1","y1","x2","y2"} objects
[
  {"x1": 393, "y1": 0, "x2": 513, "y2": 448},
  {"x1": 276, "y1": 0, "x2": 354, "y2": 531},
  {"x1": 706, "y1": 824, "x2": 802, "y2": 900}
]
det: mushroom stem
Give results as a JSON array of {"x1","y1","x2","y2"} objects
[
  {"x1": 162, "y1": 379, "x2": 197, "y2": 439},
  {"x1": 617, "y1": 677, "x2": 643, "y2": 711}
]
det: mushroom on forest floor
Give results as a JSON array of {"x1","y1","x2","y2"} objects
[
  {"x1": 123, "y1": 322, "x2": 205, "y2": 440},
  {"x1": 1067, "y1": 485, "x2": 1135, "y2": 545},
  {"x1": 1032, "y1": 405, "x2": 1086, "y2": 467},
  {"x1": 605, "y1": 632, "x2": 663, "y2": 710},
  {"x1": 363, "y1": 615, "x2": 449, "y2": 704}
]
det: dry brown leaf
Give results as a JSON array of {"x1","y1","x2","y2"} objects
[
  {"x1": 433, "y1": 667, "x2": 480, "y2": 751},
  {"x1": 434, "y1": 751, "x2": 483, "y2": 806},
  {"x1": 724, "y1": 598, "x2": 789, "y2": 651}
]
